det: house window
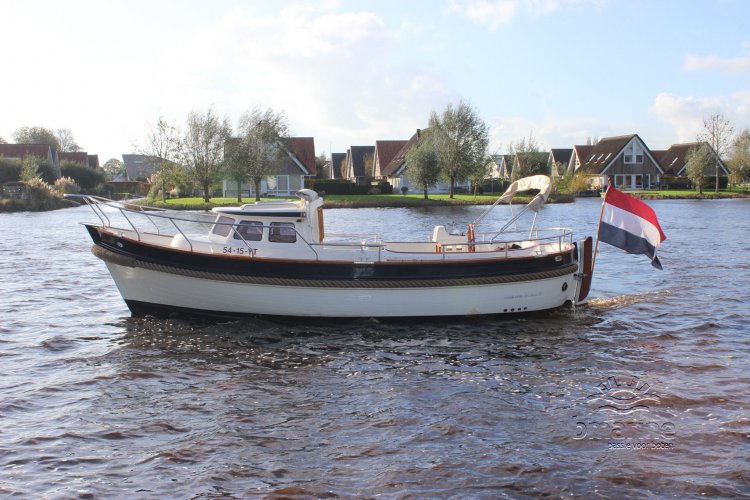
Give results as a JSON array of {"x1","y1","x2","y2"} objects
[
  {"x1": 267, "y1": 175, "x2": 290, "y2": 194},
  {"x1": 233, "y1": 220, "x2": 263, "y2": 241},
  {"x1": 269, "y1": 222, "x2": 296, "y2": 243},
  {"x1": 211, "y1": 216, "x2": 234, "y2": 237}
]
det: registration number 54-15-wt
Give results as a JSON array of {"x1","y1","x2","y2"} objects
[{"x1": 222, "y1": 246, "x2": 257, "y2": 257}]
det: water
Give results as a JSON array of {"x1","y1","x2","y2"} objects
[{"x1": 1, "y1": 199, "x2": 748, "y2": 498}]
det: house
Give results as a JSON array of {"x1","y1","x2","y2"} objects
[
  {"x1": 122, "y1": 154, "x2": 161, "y2": 181},
  {"x1": 59, "y1": 151, "x2": 89, "y2": 167},
  {"x1": 548, "y1": 148, "x2": 572, "y2": 180},
  {"x1": 654, "y1": 142, "x2": 729, "y2": 177},
  {"x1": 566, "y1": 145, "x2": 594, "y2": 176},
  {"x1": 490, "y1": 154, "x2": 514, "y2": 179},
  {"x1": 221, "y1": 137, "x2": 316, "y2": 197},
  {"x1": 380, "y1": 128, "x2": 471, "y2": 193},
  {"x1": 0, "y1": 143, "x2": 60, "y2": 177},
  {"x1": 372, "y1": 140, "x2": 407, "y2": 179},
  {"x1": 344, "y1": 146, "x2": 375, "y2": 184},
  {"x1": 329, "y1": 152, "x2": 346, "y2": 179},
  {"x1": 569, "y1": 134, "x2": 664, "y2": 190},
  {"x1": 87, "y1": 155, "x2": 100, "y2": 170}
]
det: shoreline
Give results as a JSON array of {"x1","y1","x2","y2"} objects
[{"x1": 1, "y1": 191, "x2": 748, "y2": 213}]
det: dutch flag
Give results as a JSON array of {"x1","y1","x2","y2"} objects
[{"x1": 598, "y1": 185, "x2": 667, "y2": 269}]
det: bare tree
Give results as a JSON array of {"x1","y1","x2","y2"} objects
[
  {"x1": 225, "y1": 107, "x2": 288, "y2": 202},
  {"x1": 428, "y1": 100, "x2": 489, "y2": 198},
  {"x1": 0, "y1": 136, "x2": 7, "y2": 144},
  {"x1": 141, "y1": 117, "x2": 182, "y2": 202},
  {"x1": 54, "y1": 128, "x2": 82, "y2": 152},
  {"x1": 182, "y1": 108, "x2": 231, "y2": 203},
  {"x1": 698, "y1": 112, "x2": 734, "y2": 193}
]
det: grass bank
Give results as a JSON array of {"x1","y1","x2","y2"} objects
[
  {"x1": 628, "y1": 189, "x2": 750, "y2": 200},
  {"x1": 152, "y1": 192, "x2": 576, "y2": 210}
]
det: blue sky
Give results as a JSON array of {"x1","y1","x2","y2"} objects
[{"x1": 2, "y1": 0, "x2": 749, "y2": 162}]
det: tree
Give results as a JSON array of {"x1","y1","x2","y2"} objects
[
  {"x1": 315, "y1": 151, "x2": 328, "y2": 179},
  {"x1": 182, "y1": 108, "x2": 231, "y2": 203},
  {"x1": 428, "y1": 100, "x2": 489, "y2": 198},
  {"x1": 12, "y1": 126, "x2": 61, "y2": 150},
  {"x1": 102, "y1": 158, "x2": 126, "y2": 181},
  {"x1": 141, "y1": 117, "x2": 182, "y2": 202},
  {"x1": 225, "y1": 107, "x2": 289, "y2": 202},
  {"x1": 405, "y1": 135, "x2": 440, "y2": 199},
  {"x1": 508, "y1": 132, "x2": 541, "y2": 155},
  {"x1": 468, "y1": 158, "x2": 494, "y2": 196},
  {"x1": 728, "y1": 129, "x2": 750, "y2": 185},
  {"x1": 21, "y1": 155, "x2": 45, "y2": 182},
  {"x1": 685, "y1": 144, "x2": 712, "y2": 194},
  {"x1": 698, "y1": 112, "x2": 734, "y2": 193},
  {"x1": 54, "y1": 128, "x2": 82, "y2": 152},
  {"x1": 0, "y1": 136, "x2": 7, "y2": 144}
]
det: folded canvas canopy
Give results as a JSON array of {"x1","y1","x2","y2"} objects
[{"x1": 472, "y1": 175, "x2": 552, "y2": 231}]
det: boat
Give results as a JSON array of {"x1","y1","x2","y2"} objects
[{"x1": 69, "y1": 175, "x2": 593, "y2": 318}]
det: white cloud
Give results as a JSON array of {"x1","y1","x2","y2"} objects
[
  {"x1": 160, "y1": 5, "x2": 456, "y2": 153},
  {"x1": 446, "y1": 0, "x2": 592, "y2": 30},
  {"x1": 651, "y1": 92, "x2": 750, "y2": 143},
  {"x1": 487, "y1": 115, "x2": 645, "y2": 153},
  {"x1": 683, "y1": 49, "x2": 750, "y2": 75}
]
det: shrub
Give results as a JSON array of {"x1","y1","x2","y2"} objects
[
  {"x1": 368, "y1": 187, "x2": 381, "y2": 195},
  {"x1": 0, "y1": 157, "x2": 21, "y2": 183},
  {"x1": 60, "y1": 164, "x2": 106, "y2": 191},
  {"x1": 400, "y1": 186, "x2": 408, "y2": 195},
  {"x1": 37, "y1": 163, "x2": 59, "y2": 184},
  {"x1": 54, "y1": 176, "x2": 81, "y2": 195},
  {"x1": 660, "y1": 175, "x2": 692, "y2": 190},
  {"x1": 24, "y1": 178, "x2": 59, "y2": 210}
]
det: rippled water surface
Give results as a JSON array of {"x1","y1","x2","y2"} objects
[{"x1": 1, "y1": 199, "x2": 749, "y2": 498}]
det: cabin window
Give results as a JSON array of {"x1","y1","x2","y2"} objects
[
  {"x1": 233, "y1": 220, "x2": 263, "y2": 241},
  {"x1": 211, "y1": 216, "x2": 234, "y2": 237},
  {"x1": 269, "y1": 222, "x2": 296, "y2": 243}
]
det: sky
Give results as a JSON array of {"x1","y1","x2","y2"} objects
[{"x1": 2, "y1": 0, "x2": 749, "y2": 162}]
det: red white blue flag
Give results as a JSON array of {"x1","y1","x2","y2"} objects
[{"x1": 598, "y1": 186, "x2": 666, "y2": 269}]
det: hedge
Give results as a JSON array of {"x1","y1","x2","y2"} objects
[
  {"x1": 60, "y1": 164, "x2": 106, "y2": 191},
  {"x1": 0, "y1": 159, "x2": 22, "y2": 183},
  {"x1": 305, "y1": 179, "x2": 393, "y2": 195}
]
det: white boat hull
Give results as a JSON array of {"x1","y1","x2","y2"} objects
[{"x1": 105, "y1": 261, "x2": 578, "y2": 318}]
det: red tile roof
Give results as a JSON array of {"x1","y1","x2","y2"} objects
[
  {"x1": 382, "y1": 129, "x2": 425, "y2": 177},
  {"x1": 287, "y1": 137, "x2": 316, "y2": 175},
  {"x1": 59, "y1": 151, "x2": 89, "y2": 165},
  {"x1": 374, "y1": 140, "x2": 408, "y2": 176},
  {"x1": 0, "y1": 143, "x2": 54, "y2": 160}
]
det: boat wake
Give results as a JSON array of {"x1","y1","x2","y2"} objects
[{"x1": 588, "y1": 289, "x2": 671, "y2": 310}]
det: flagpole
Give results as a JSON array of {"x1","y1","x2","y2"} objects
[{"x1": 591, "y1": 178, "x2": 612, "y2": 274}]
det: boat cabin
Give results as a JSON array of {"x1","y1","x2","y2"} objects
[{"x1": 182, "y1": 190, "x2": 326, "y2": 256}]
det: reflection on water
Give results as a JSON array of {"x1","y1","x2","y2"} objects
[{"x1": 1, "y1": 200, "x2": 749, "y2": 497}]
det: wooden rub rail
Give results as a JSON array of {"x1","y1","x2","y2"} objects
[{"x1": 93, "y1": 245, "x2": 577, "y2": 289}]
